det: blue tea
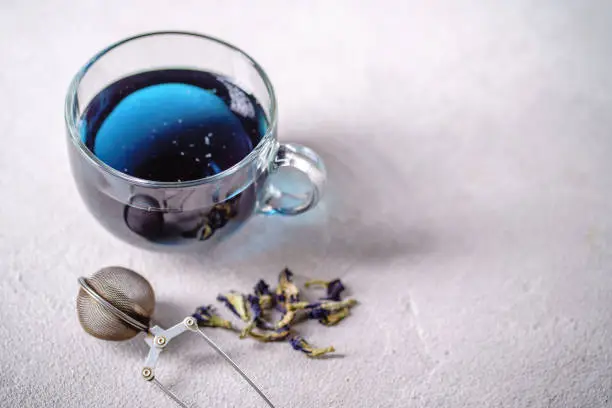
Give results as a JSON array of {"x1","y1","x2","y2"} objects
[
  {"x1": 80, "y1": 69, "x2": 268, "y2": 182},
  {"x1": 74, "y1": 69, "x2": 269, "y2": 246}
]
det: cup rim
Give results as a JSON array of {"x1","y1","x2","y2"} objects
[{"x1": 64, "y1": 30, "x2": 278, "y2": 189}]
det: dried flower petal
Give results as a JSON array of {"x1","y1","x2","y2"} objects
[
  {"x1": 286, "y1": 301, "x2": 318, "y2": 311},
  {"x1": 240, "y1": 295, "x2": 273, "y2": 338},
  {"x1": 276, "y1": 268, "x2": 300, "y2": 307},
  {"x1": 307, "y1": 306, "x2": 330, "y2": 321},
  {"x1": 217, "y1": 292, "x2": 250, "y2": 322},
  {"x1": 247, "y1": 294, "x2": 262, "y2": 317},
  {"x1": 304, "y1": 279, "x2": 328, "y2": 288},
  {"x1": 247, "y1": 327, "x2": 292, "y2": 342},
  {"x1": 320, "y1": 298, "x2": 357, "y2": 312},
  {"x1": 194, "y1": 269, "x2": 356, "y2": 358},
  {"x1": 320, "y1": 307, "x2": 351, "y2": 326},
  {"x1": 214, "y1": 202, "x2": 237, "y2": 219},
  {"x1": 289, "y1": 336, "x2": 335, "y2": 358},
  {"x1": 240, "y1": 323, "x2": 255, "y2": 339},
  {"x1": 287, "y1": 299, "x2": 357, "y2": 312},
  {"x1": 259, "y1": 295, "x2": 274, "y2": 310},
  {"x1": 279, "y1": 268, "x2": 294, "y2": 284},
  {"x1": 324, "y1": 279, "x2": 345, "y2": 301},
  {"x1": 254, "y1": 280, "x2": 272, "y2": 297},
  {"x1": 207, "y1": 208, "x2": 228, "y2": 229},
  {"x1": 305, "y1": 278, "x2": 345, "y2": 301},
  {"x1": 192, "y1": 305, "x2": 233, "y2": 329},
  {"x1": 254, "y1": 280, "x2": 275, "y2": 310},
  {"x1": 276, "y1": 310, "x2": 297, "y2": 329}
]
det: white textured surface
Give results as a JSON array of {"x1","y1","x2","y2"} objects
[{"x1": 1, "y1": 1, "x2": 612, "y2": 407}]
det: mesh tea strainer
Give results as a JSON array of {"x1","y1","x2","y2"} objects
[{"x1": 77, "y1": 266, "x2": 275, "y2": 408}]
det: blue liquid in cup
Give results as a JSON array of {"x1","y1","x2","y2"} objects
[
  {"x1": 73, "y1": 69, "x2": 269, "y2": 246},
  {"x1": 80, "y1": 69, "x2": 268, "y2": 182}
]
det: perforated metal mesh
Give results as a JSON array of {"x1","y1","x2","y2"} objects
[{"x1": 77, "y1": 266, "x2": 155, "y2": 341}]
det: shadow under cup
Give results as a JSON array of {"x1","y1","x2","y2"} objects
[{"x1": 64, "y1": 31, "x2": 325, "y2": 250}]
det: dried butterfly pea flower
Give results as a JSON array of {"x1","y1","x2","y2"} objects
[
  {"x1": 304, "y1": 305, "x2": 349, "y2": 326},
  {"x1": 197, "y1": 269, "x2": 357, "y2": 358},
  {"x1": 307, "y1": 306, "x2": 330, "y2": 321},
  {"x1": 192, "y1": 305, "x2": 233, "y2": 329},
  {"x1": 253, "y1": 280, "x2": 275, "y2": 310},
  {"x1": 289, "y1": 298, "x2": 357, "y2": 326},
  {"x1": 247, "y1": 327, "x2": 292, "y2": 342},
  {"x1": 240, "y1": 294, "x2": 274, "y2": 338},
  {"x1": 214, "y1": 201, "x2": 237, "y2": 219},
  {"x1": 289, "y1": 336, "x2": 335, "y2": 358},
  {"x1": 217, "y1": 292, "x2": 250, "y2": 322},
  {"x1": 274, "y1": 268, "x2": 302, "y2": 328},
  {"x1": 259, "y1": 295, "x2": 274, "y2": 311},
  {"x1": 319, "y1": 307, "x2": 351, "y2": 326},
  {"x1": 275, "y1": 310, "x2": 297, "y2": 329},
  {"x1": 305, "y1": 278, "x2": 346, "y2": 301},
  {"x1": 287, "y1": 299, "x2": 357, "y2": 313},
  {"x1": 254, "y1": 279, "x2": 272, "y2": 297},
  {"x1": 276, "y1": 268, "x2": 300, "y2": 306}
]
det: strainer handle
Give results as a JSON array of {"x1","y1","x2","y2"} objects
[
  {"x1": 141, "y1": 317, "x2": 276, "y2": 408},
  {"x1": 190, "y1": 326, "x2": 276, "y2": 408}
]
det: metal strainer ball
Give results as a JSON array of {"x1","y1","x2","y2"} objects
[{"x1": 77, "y1": 266, "x2": 155, "y2": 341}]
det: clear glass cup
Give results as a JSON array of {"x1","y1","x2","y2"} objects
[{"x1": 65, "y1": 31, "x2": 325, "y2": 250}]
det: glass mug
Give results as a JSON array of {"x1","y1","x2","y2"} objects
[{"x1": 65, "y1": 32, "x2": 325, "y2": 250}]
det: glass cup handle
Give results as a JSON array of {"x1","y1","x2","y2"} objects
[{"x1": 258, "y1": 143, "x2": 326, "y2": 215}]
